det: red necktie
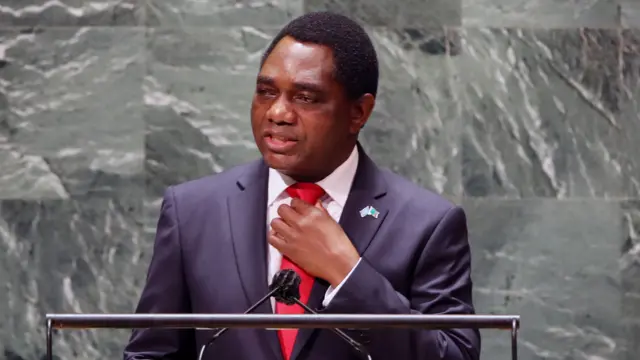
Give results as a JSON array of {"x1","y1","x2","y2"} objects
[{"x1": 276, "y1": 183, "x2": 325, "y2": 360}]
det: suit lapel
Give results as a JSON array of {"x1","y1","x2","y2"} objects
[
  {"x1": 291, "y1": 145, "x2": 389, "y2": 360},
  {"x1": 228, "y1": 160, "x2": 283, "y2": 360},
  {"x1": 337, "y1": 150, "x2": 389, "y2": 256}
]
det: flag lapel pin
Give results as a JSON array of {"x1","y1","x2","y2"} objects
[{"x1": 360, "y1": 205, "x2": 379, "y2": 218}]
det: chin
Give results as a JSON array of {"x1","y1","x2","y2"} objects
[
  {"x1": 264, "y1": 155, "x2": 326, "y2": 183},
  {"x1": 262, "y1": 152, "x2": 297, "y2": 171}
]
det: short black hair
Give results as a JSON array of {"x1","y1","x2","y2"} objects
[{"x1": 260, "y1": 11, "x2": 379, "y2": 100}]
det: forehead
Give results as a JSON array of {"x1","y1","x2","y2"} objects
[{"x1": 259, "y1": 36, "x2": 335, "y2": 85}]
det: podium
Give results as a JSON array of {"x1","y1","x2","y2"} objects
[{"x1": 45, "y1": 313, "x2": 520, "y2": 359}]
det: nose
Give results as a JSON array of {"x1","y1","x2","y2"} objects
[{"x1": 266, "y1": 95, "x2": 295, "y2": 125}]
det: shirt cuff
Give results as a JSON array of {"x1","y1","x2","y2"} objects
[{"x1": 322, "y1": 258, "x2": 362, "y2": 307}]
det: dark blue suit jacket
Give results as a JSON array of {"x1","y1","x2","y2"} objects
[{"x1": 123, "y1": 146, "x2": 480, "y2": 360}]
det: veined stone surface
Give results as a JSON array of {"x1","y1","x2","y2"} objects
[
  {"x1": 304, "y1": 0, "x2": 461, "y2": 26},
  {"x1": 454, "y1": 28, "x2": 640, "y2": 198},
  {"x1": 0, "y1": 27, "x2": 145, "y2": 200},
  {"x1": 621, "y1": 0, "x2": 640, "y2": 28},
  {"x1": 0, "y1": 0, "x2": 143, "y2": 26},
  {"x1": 464, "y1": 198, "x2": 634, "y2": 360},
  {"x1": 145, "y1": 0, "x2": 304, "y2": 27},
  {"x1": 0, "y1": 0, "x2": 638, "y2": 359},
  {"x1": 462, "y1": 0, "x2": 621, "y2": 28}
]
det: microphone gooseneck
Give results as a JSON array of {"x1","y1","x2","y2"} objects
[
  {"x1": 197, "y1": 270, "x2": 293, "y2": 360},
  {"x1": 276, "y1": 272, "x2": 373, "y2": 360}
]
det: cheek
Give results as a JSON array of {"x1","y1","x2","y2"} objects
[
  {"x1": 250, "y1": 100, "x2": 262, "y2": 115},
  {"x1": 251, "y1": 104, "x2": 267, "y2": 124},
  {"x1": 303, "y1": 119, "x2": 343, "y2": 149}
]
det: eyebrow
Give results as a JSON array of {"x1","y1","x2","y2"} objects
[{"x1": 256, "y1": 75, "x2": 325, "y2": 93}]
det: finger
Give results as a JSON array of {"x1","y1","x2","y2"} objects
[
  {"x1": 289, "y1": 198, "x2": 314, "y2": 214},
  {"x1": 314, "y1": 200, "x2": 329, "y2": 214},
  {"x1": 268, "y1": 229, "x2": 286, "y2": 250},
  {"x1": 270, "y1": 228, "x2": 283, "y2": 239},
  {"x1": 277, "y1": 203, "x2": 303, "y2": 225},
  {"x1": 270, "y1": 217, "x2": 298, "y2": 241}
]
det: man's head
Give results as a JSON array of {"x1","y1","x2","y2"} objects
[{"x1": 251, "y1": 12, "x2": 379, "y2": 182}]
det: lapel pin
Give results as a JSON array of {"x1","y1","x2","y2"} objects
[{"x1": 359, "y1": 206, "x2": 380, "y2": 218}]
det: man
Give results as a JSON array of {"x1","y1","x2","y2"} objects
[{"x1": 124, "y1": 11, "x2": 480, "y2": 360}]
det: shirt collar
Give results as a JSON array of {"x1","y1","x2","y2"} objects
[{"x1": 267, "y1": 145, "x2": 359, "y2": 207}]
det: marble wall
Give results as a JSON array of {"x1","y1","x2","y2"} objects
[{"x1": 0, "y1": 0, "x2": 638, "y2": 359}]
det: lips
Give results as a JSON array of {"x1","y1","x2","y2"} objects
[
  {"x1": 264, "y1": 132, "x2": 298, "y2": 153},
  {"x1": 268, "y1": 134, "x2": 296, "y2": 142}
]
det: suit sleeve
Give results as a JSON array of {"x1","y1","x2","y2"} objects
[
  {"x1": 123, "y1": 187, "x2": 196, "y2": 360},
  {"x1": 322, "y1": 206, "x2": 481, "y2": 360}
]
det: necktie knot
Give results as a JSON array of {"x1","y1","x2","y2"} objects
[{"x1": 286, "y1": 183, "x2": 325, "y2": 204}]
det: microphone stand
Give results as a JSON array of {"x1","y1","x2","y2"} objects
[
  {"x1": 197, "y1": 287, "x2": 280, "y2": 360},
  {"x1": 288, "y1": 298, "x2": 373, "y2": 360},
  {"x1": 197, "y1": 269, "x2": 371, "y2": 360}
]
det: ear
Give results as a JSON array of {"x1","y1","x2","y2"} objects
[{"x1": 348, "y1": 93, "x2": 375, "y2": 134}]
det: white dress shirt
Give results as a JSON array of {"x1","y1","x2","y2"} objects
[{"x1": 266, "y1": 145, "x2": 362, "y2": 311}]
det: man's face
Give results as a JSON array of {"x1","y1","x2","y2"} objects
[{"x1": 251, "y1": 36, "x2": 370, "y2": 182}]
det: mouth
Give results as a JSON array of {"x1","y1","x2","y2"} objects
[{"x1": 264, "y1": 134, "x2": 298, "y2": 153}]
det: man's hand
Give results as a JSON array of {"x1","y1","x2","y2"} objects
[{"x1": 269, "y1": 199, "x2": 360, "y2": 287}]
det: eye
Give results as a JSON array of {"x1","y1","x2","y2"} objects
[
  {"x1": 256, "y1": 86, "x2": 276, "y2": 97},
  {"x1": 295, "y1": 93, "x2": 316, "y2": 103}
]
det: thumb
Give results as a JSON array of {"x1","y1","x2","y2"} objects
[{"x1": 315, "y1": 200, "x2": 329, "y2": 214}]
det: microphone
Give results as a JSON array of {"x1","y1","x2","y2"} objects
[
  {"x1": 197, "y1": 269, "x2": 295, "y2": 360},
  {"x1": 275, "y1": 271, "x2": 373, "y2": 360}
]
